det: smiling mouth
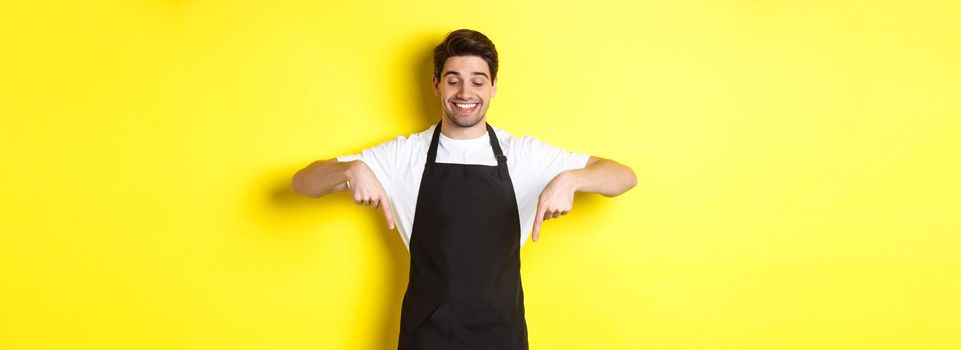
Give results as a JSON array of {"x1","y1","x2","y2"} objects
[{"x1": 452, "y1": 101, "x2": 479, "y2": 113}]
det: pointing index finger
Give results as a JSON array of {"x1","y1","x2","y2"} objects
[
  {"x1": 532, "y1": 202, "x2": 546, "y2": 242},
  {"x1": 380, "y1": 195, "x2": 395, "y2": 230}
]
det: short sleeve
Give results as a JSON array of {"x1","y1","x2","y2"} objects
[
  {"x1": 517, "y1": 135, "x2": 591, "y2": 186},
  {"x1": 336, "y1": 136, "x2": 406, "y2": 195}
]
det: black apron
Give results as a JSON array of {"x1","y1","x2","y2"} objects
[{"x1": 398, "y1": 121, "x2": 529, "y2": 349}]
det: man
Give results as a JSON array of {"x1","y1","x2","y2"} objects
[{"x1": 291, "y1": 29, "x2": 636, "y2": 350}]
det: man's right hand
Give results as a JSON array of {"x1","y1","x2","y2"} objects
[
  {"x1": 344, "y1": 161, "x2": 395, "y2": 230},
  {"x1": 291, "y1": 159, "x2": 396, "y2": 231}
]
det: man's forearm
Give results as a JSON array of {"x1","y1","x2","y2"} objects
[
  {"x1": 563, "y1": 157, "x2": 637, "y2": 197},
  {"x1": 290, "y1": 159, "x2": 356, "y2": 198}
]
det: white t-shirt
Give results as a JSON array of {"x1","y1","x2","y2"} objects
[{"x1": 336, "y1": 122, "x2": 591, "y2": 251}]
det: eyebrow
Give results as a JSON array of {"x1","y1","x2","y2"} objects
[{"x1": 443, "y1": 71, "x2": 490, "y2": 79}]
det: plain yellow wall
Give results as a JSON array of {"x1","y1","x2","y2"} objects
[{"x1": 2, "y1": 0, "x2": 960, "y2": 349}]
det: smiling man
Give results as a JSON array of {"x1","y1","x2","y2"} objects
[{"x1": 291, "y1": 29, "x2": 636, "y2": 349}]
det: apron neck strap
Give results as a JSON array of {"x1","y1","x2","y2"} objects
[
  {"x1": 426, "y1": 120, "x2": 510, "y2": 180},
  {"x1": 486, "y1": 123, "x2": 509, "y2": 180},
  {"x1": 426, "y1": 121, "x2": 443, "y2": 165}
]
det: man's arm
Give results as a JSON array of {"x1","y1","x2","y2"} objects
[
  {"x1": 290, "y1": 159, "x2": 395, "y2": 230},
  {"x1": 562, "y1": 156, "x2": 637, "y2": 197},
  {"x1": 290, "y1": 159, "x2": 353, "y2": 198},
  {"x1": 531, "y1": 156, "x2": 636, "y2": 242}
]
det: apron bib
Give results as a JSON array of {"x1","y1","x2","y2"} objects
[{"x1": 397, "y1": 121, "x2": 529, "y2": 349}]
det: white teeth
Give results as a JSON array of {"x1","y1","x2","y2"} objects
[{"x1": 455, "y1": 103, "x2": 477, "y2": 109}]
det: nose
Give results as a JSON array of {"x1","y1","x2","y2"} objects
[{"x1": 455, "y1": 85, "x2": 469, "y2": 99}]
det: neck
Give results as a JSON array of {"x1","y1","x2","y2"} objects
[{"x1": 440, "y1": 117, "x2": 488, "y2": 139}]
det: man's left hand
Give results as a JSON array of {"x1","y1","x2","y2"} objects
[{"x1": 532, "y1": 171, "x2": 579, "y2": 242}]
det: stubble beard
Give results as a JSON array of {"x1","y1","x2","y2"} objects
[{"x1": 444, "y1": 107, "x2": 485, "y2": 128}]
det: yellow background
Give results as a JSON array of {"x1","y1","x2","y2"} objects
[{"x1": 2, "y1": 0, "x2": 960, "y2": 349}]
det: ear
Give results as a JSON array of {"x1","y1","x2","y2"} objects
[
  {"x1": 432, "y1": 75, "x2": 440, "y2": 96},
  {"x1": 491, "y1": 77, "x2": 497, "y2": 98}
]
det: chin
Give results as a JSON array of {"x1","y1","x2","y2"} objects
[{"x1": 445, "y1": 111, "x2": 485, "y2": 128}]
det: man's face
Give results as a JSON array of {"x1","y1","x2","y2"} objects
[{"x1": 432, "y1": 55, "x2": 497, "y2": 128}]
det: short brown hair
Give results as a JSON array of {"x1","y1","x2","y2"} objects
[{"x1": 433, "y1": 29, "x2": 499, "y2": 81}]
